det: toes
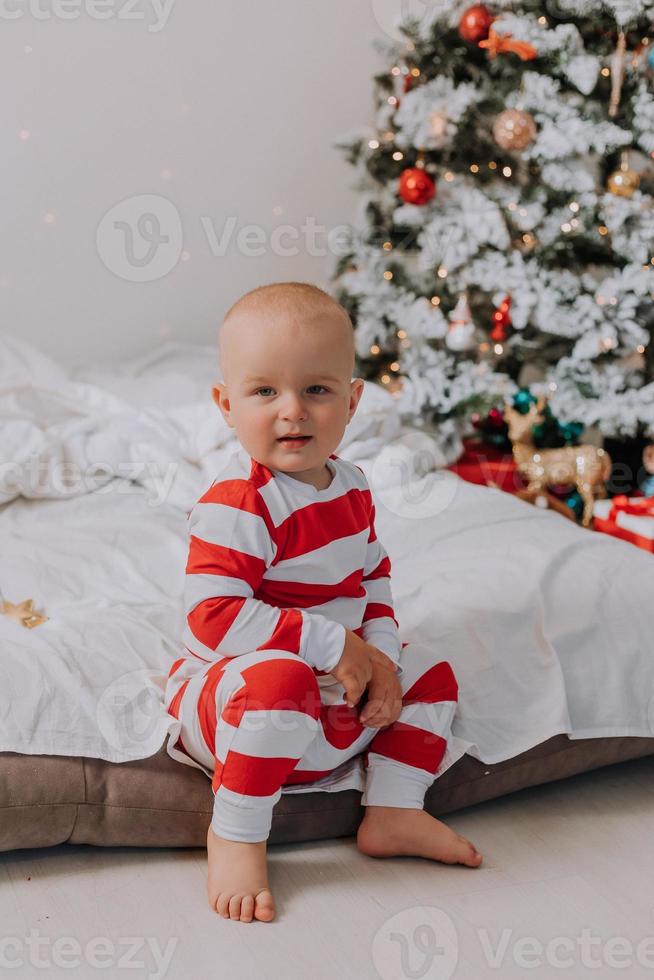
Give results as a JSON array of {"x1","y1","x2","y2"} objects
[
  {"x1": 229, "y1": 894, "x2": 245, "y2": 919},
  {"x1": 254, "y1": 889, "x2": 275, "y2": 921},
  {"x1": 216, "y1": 893, "x2": 231, "y2": 918},
  {"x1": 240, "y1": 895, "x2": 255, "y2": 922}
]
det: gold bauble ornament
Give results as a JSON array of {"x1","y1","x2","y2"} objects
[
  {"x1": 607, "y1": 155, "x2": 640, "y2": 198},
  {"x1": 492, "y1": 109, "x2": 536, "y2": 151}
]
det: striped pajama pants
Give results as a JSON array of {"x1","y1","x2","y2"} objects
[{"x1": 163, "y1": 641, "x2": 459, "y2": 843}]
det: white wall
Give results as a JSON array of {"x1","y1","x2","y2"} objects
[{"x1": 3, "y1": 1, "x2": 386, "y2": 367}]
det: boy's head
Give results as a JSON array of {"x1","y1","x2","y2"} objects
[{"x1": 212, "y1": 282, "x2": 364, "y2": 480}]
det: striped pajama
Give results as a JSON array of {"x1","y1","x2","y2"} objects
[
  {"x1": 165, "y1": 446, "x2": 459, "y2": 842},
  {"x1": 164, "y1": 641, "x2": 458, "y2": 842}
]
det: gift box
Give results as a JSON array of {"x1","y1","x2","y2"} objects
[
  {"x1": 592, "y1": 494, "x2": 654, "y2": 553},
  {"x1": 447, "y1": 438, "x2": 526, "y2": 493}
]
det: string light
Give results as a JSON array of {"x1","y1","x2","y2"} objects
[
  {"x1": 382, "y1": 241, "x2": 393, "y2": 250},
  {"x1": 381, "y1": 374, "x2": 391, "y2": 384},
  {"x1": 430, "y1": 296, "x2": 441, "y2": 305},
  {"x1": 470, "y1": 164, "x2": 479, "y2": 173},
  {"x1": 392, "y1": 151, "x2": 404, "y2": 161},
  {"x1": 538, "y1": 15, "x2": 547, "y2": 23},
  {"x1": 569, "y1": 202, "x2": 580, "y2": 212},
  {"x1": 601, "y1": 67, "x2": 610, "y2": 77},
  {"x1": 410, "y1": 67, "x2": 420, "y2": 76},
  {"x1": 488, "y1": 161, "x2": 497, "y2": 170},
  {"x1": 397, "y1": 329, "x2": 407, "y2": 338},
  {"x1": 383, "y1": 270, "x2": 393, "y2": 280},
  {"x1": 368, "y1": 139, "x2": 380, "y2": 149},
  {"x1": 437, "y1": 266, "x2": 448, "y2": 278},
  {"x1": 598, "y1": 225, "x2": 609, "y2": 236},
  {"x1": 508, "y1": 202, "x2": 517, "y2": 211},
  {"x1": 390, "y1": 361, "x2": 400, "y2": 371},
  {"x1": 561, "y1": 222, "x2": 572, "y2": 233},
  {"x1": 494, "y1": 344, "x2": 504, "y2": 355},
  {"x1": 391, "y1": 66, "x2": 401, "y2": 75},
  {"x1": 444, "y1": 171, "x2": 454, "y2": 181},
  {"x1": 637, "y1": 345, "x2": 646, "y2": 353},
  {"x1": 549, "y1": 381, "x2": 557, "y2": 391},
  {"x1": 370, "y1": 344, "x2": 380, "y2": 354},
  {"x1": 387, "y1": 96, "x2": 398, "y2": 106},
  {"x1": 502, "y1": 166, "x2": 512, "y2": 178}
]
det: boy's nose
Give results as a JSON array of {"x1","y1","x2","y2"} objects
[{"x1": 279, "y1": 393, "x2": 308, "y2": 420}]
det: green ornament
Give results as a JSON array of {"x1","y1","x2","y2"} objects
[
  {"x1": 513, "y1": 388, "x2": 537, "y2": 415},
  {"x1": 559, "y1": 421, "x2": 583, "y2": 445},
  {"x1": 565, "y1": 491, "x2": 584, "y2": 520}
]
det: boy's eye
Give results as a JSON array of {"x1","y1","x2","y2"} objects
[
  {"x1": 255, "y1": 387, "x2": 275, "y2": 396},
  {"x1": 254, "y1": 385, "x2": 329, "y2": 396}
]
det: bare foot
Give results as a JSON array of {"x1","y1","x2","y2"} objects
[
  {"x1": 356, "y1": 806, "x2": 483, "y2": 867},
  {"x1": 206, "y1": 826, "x2": 276, "y2": 923}
]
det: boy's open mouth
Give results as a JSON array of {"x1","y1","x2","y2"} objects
[{"x1": 277, "y1": 436, "x2": 312, "y2": 445}]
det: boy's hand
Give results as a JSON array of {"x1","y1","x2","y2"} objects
[
  {"x1": 358, "y1": 659, "x2": 403, "y2": 728},
  {"x1": 330, "y1": 629, "x2": 399, "y2": 711}
]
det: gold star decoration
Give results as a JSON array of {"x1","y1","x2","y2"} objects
[{"x1": 1, "y1": 598, "x2": 48, "y2": 629}]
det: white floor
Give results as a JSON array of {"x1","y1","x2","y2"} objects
[{"x1": 2, "y1": 755, "x2": 654, "y2": 980}]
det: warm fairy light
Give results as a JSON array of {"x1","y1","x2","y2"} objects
[
  {"x1": 600, "y1": 337, "x2": 617, "y2": 351},
  {"x1": 410, "y1": 67, "x2": 420, "y2": 76},
  {"x1": 397, "y1": 329, "x2": 407, "y2": 338},
  {"x1": 437, "y1": 266, "x2": 448, "y2": 278},
  {"x1": 383, "y1": 270, "x2": 393, "y2": 280},
  {"x1": 494, "y1": 344, "x2": 504, "y2": 355},
  {"x1": 598, "y1": 225, "x2": 609, "y2": 235},
  {"x1": 549, "y1": 381, "x2": 557, "y2": 391},
  {"x1": 610, "y1": 297, "x2": 617, "y2": 305},
  {"x1": 391, "y1": 66, "x2": 401, "y2": 75},
  {"x1": 381, "y1": 374, "x2": 391, "y2": 384},
  {"x1": 570, "y1": 219, "x2": 579, "y2": 228},
  {"x1": 561, "y1": 222, "x2": 572, "y2": 233},
  {"x1": 383, "y1": 241, "x2": 393, "y2": 250},
  {"x1": 444, "y1": 171, "x2": 454, "y2": 181},
  {"x1": 503, "y1": 166, "x2": 512, "y2": 178},
  {"x1": 390, "y1": 361, "x2": 400, "y2": 371},
  {"x1": 569, "y1": 201, "x2": 580, "y2": 212},
  {"x1": 388, "y1": 96, "x2": 398, "y2": 106},
  {"x1": 479, "y1": 342, "x2": 490, "y2": 353},
  {"x1": 522, "y1": 233, "x2": 535, "y2": 245},
  {"x1": 601, "y1": 67, "x2": 610, "y2": 76},
  {"x1": 368, "y1": 139, "x2": 380, "y2": 149},
  {"x1": 488, "y1": 161, "x2": 497, "y2": 170},
  {"x1": 370, "y1": 344, "x2": 381, "y2": 354},
  {"x1": 470, "y1": 164, "x2": 479, "y2": 173},
  {"x1": 392, "y1": 151, "x2": 404, "y2": 161},
  {"x1": 383, "y1": 130, "x2": 396, "y2": 140},
  {"x1": 538, "y1": 15, "x2": 547, "y2": 23},
  {"x1": 430, "y1": 296, "x2": 441, "y2": 305},
  {"x1": 508, "y1": 202, "x2": 517, "y2": 211},
  {"x1": 637, "y1": 345, "x2": 646, "y2": 353}
]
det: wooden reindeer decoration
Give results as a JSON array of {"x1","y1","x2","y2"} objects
[{"x1": 503, "y1": 395, "x2": 612, "y2": 527}]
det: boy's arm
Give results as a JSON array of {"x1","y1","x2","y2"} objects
[
  {"x1": 183, "y1": 482, "x2": 346, "y2": 672},
  {"x1": 360, "y1": 501, "x2": 402, "y2": 669}
]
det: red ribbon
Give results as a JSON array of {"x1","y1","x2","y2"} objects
[{"x1": 608, "y1": 495, "x2": 654, "y2": 522}]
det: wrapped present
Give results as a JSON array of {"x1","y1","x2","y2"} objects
[
  {"x1": 593, "y1": 494, "x2": 654, "y2": 552},
  {"x1": 447, "y1": 438, "x2": 525, "y2": 492}
]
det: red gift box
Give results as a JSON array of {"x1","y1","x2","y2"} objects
[
  {"x1": 593, "y1": 495, "x2": 654, "y2": 553},
  {"x1": 447, "y1": 438, "x2": 526, "y2": 493}
]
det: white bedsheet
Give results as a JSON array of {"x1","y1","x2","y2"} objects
[{"x1": 1, "y1": 332, "x2": 653, "y2": 797}]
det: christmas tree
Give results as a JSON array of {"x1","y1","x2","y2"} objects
[{"x1": 332, "y1": 0, "x2": 654, "y2": 461}]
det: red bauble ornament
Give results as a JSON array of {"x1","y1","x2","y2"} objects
[
  {"x1": 458, "y1": 4, "x2": 493, "y2": 44},
  {"x1": 490, "y1": 294, "x2": 512, "y2": 342},
  {"x1": 398, "y1": 167, "x2": 436, "y2": 205},
  {"x1": 403, "y1": 74, "x2": 414, "y2": 93}
]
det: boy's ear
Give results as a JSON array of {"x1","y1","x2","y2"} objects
[
  {"x1": 212, "y1": 383, "x2": 234, "y2": 427},
  {"x1": 347, "y1": 377, "x2": 365, "y2": 423}
]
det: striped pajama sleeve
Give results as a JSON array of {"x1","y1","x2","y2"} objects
[
  {"x1": 182, "y1": 482, "x2": 347, "y2": 672},
  {"x1": 359, "y1": 502, "x2": 402, "y2": 669}
]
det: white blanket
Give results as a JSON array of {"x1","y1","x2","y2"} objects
[{"x1": 2, "y1": 332, "x2": 653, "y2": 797}]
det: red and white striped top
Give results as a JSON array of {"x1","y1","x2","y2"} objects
[{"x1": 169, "y1": 445, "x2": 401, "y2": 692}]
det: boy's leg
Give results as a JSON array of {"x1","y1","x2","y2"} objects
[
  {"x1": 167, "y1": 649, "x2": 323, "y2": 842},
  {"x1": 361, "y1": 641, "x2": 459, "y2": 809}
]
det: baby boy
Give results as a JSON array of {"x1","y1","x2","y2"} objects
[{"x1": 163, "y1": 282, "x2": 482, "y2": 924}]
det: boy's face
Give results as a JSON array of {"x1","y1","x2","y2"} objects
[{"x1": 212, "y1": 308, "x2": 364, "y2": 482}]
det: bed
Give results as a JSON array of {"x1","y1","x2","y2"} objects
[{"x1": 2, "y1": 332, "x2": 653, "y2": 851}]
